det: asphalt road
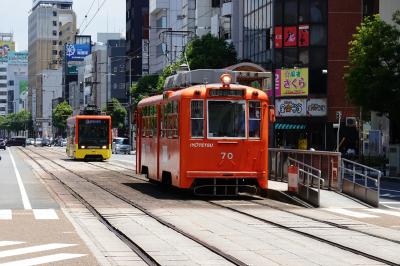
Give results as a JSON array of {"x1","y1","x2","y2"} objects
[
  {"x1": 380, "y1": 178, "x2": 400, "y2": 210},
  {"x1": 0, "y1": 147, "x2": 98, "y2": 265}
]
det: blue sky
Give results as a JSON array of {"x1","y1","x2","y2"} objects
[{"x1": 0, "y1": 0, "x2": 126, "y2": 51}]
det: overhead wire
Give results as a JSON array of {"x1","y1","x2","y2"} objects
[
  {"x1": 78, "y1": 0, "x2": 97, "y2": 31},
  {"x1": 80, "y1": 0, "x2": 108, "y2": 34}
]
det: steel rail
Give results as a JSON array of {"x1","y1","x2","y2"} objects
[
  {"x1": 21, "y1": 147, "x2": 248, "y2": 266},
  {"x1": 209, "y1": 201, "x2": 399, "y2": 266},
  {"x1": 18, "y1": 147, "x2": 160, "y2": 266}
]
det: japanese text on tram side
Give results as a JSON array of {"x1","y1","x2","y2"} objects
[{"x1": 190, "y1": 143, "x2": 214, "y2": 148}]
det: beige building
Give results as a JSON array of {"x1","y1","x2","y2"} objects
[{"x1": 28, "y1": 0, "x2": 76, "y2": 136}]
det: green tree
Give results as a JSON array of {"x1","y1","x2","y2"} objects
[
  {"x1": 106, "y1": 98, "x2": 127, "y2": 129},
  {"x1": 53, "y1": 101, "x2": 73, "y2": 136},
  {"x1": 344, "y1": 14, "x2": 400, "y2": 136},
  {"x1": 185, "y1": 33, "x2": 237, "y2": 70},
  {"x1": 130, "y1": 74, "x2": 160, "y2": 106}
]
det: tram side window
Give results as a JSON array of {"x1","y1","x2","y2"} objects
[
  {"x1": 249, "y1": 101, "x2": 261, "y2": 139},
  {"x1": 142, "y1": 105, "x2": 157, "y2": 138},
  {"x1": 191, "y1": 100, "x2": 204, "y2": 138},
  {"x1": 161, "y1": 101, "x2": 179, "y2": 138}
]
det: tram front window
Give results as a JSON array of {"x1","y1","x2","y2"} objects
[
  {"x1": 207, "y1": 100, "x2": 246, "y2": 138},
  {"x1": 78, "y1": 119, "x2": 109, "y2": 147}
]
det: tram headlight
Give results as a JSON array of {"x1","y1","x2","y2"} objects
[
  {"x1": 81, "y1": 145, "x2": 86, "y2": 149},
  {"x1": 102, "y1": 145, "x2": 107, "y2": 149},
  {"x1": 220, "y1": 74, "x2": 232, "y2": 87}
]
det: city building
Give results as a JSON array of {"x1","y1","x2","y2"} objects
[
  {"x1": 0, "y1": 33, "x2": 16, "y2": 116},
  {"x1": 7, "y1": 52, "x2": 28, "y2": 114},
  {"x1": 107, "y1": 39, "x2": 128, "y2": 105},
  {"x1": 28, "y1": 0, "x2": 76, "y2": 136},
  {"x1": 126, "y1": 0, "x2": 149, "y2": 81},
  {"x1": 0, "y1": 62, "x2": 7, "y2": 116}
]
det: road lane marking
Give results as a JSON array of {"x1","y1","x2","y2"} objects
[
  {"x1": 380, "y1": 201, "x2": 400, "y2": 204},
  {"x1": 366, "y1": 209, "x2": 400, "y2": 217},
  {"x1": 325, "y1": 208, "x2": 379, "y2": 218},
  {"x1": 33, "y1": 209, "x2": 59, "y2": 220},
  {"x1": 0, "y1": 210, "x2": 12, "y2": 220},
  {"x1": 0, "y1": 242, "x2": 24, "y2": 247},
  {"x1": 0, "y1": 253, "x2": 86, "y2": 266},
  {"x1": 0, "y1": 243, "x2": 77, "y2": 258},
  {"x1": 8, "y1": 149, "x2": 32, "y2": 210}
]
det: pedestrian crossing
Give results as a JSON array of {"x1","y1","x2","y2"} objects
[
  {"x1": 0, "y1": 209, "x2": 59, "y2": 220},
  {"x1": 324, "y1": 207, "x2": 400, "y2": 219},
  {"x1": 0, "y1": 241, "x2": 86, "y2": 265}
]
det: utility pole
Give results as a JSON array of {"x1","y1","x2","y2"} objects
[{"x1": 336, "y1": 111, "x2": 342, "y2": 152}]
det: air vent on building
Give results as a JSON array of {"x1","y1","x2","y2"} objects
[{"x1": 346, "y1": 117, "x2": 357, "y2": 127}]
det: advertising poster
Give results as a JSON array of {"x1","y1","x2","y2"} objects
[
  {"x1": 0, "y1": 41, "x2": 15, "y2": 61},
  {"x1": 274, "y1": 27, "x2": 283, "y2": 48},
  {"x1": 283, "y1": 26, "x2": 297, "y2": 47},
  {"x1": 276, "y1": 98, "x2": 306, "y2": 117},
  {"x1": 298, "y1": 25, "x2": 309, "y2": 47},
  {"x1": 281, "y1": 68, "x2": 308, "y2": 96},
  {"x1": 65, "y1": 44, "x2": 91, "y2": 75},
  {"x1": 7, "y1": 51, "x2": 28, "y2": 64},
  {"x1": 19, "y1": 80, "x2": 28, "y2": 95},
  {"x1": 306, "y1": 98, "x2": 327, "y2": 116}
]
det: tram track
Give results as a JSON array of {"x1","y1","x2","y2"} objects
[
  {"x1": 209, "y1": 201, "x2": 400, "y2": 266},
  {"x1": 26, "y1": 147, "x2": 400, "y2": 265},
  {"x1": 19, "y1": 147, "x2": 247, "y2": 266}
]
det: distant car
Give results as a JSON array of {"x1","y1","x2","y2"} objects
[
  {"x1": 42, "y1": 138, "x2": 51, "y2": 147},
  {"x1": 26, "y1": 138, "x2": 35, "y2": 146},
  {"x1": 34, "y1": 138, "x2": 43, "y2": 147},
  {"x1": 112, "y1": 137, "x2": 131, "y2": 154},
  {"x1": 0, "y1": 139, "x2": 6, "y2": 150},
  {"x1": 61, "y1": 138, "x2": 67, "y2": 147},
  {"x1": 7, "y1": 137, "x2": 26, "y2": 147}
]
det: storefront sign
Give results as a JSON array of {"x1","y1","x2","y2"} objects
[
  {"x1": 276, "y1": 99, "x2": 306, "y2": 117},
  {"x1": 274, "y1": 27, "x2": 283, "y2": 48},
  {"x1": 276, "y1": 98, "x2": 327, "y2": 117},
  {"x1": 306, "y1": 98, "x2": 327, "y2": 116},
  {"x1": 284, "y1": 26, "x2": 297, "y2": 47},
  {"x1": 281, "y1": 68, "x2": 308, "y2": 96},
  {"x1": 298, "y1": 25, "x2": 309, "y2": 47}
]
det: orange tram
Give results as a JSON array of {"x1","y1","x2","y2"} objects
[
  {"x1": 136, "y1": 70, "x2": 274, "y2": 194},
  {"x1": 66, "y1": 106, "x2": 112, "y2": 160}
]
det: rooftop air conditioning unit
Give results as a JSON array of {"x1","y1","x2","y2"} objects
[{"x1": 346, "y1": 117, "x2": 357, "y2": 127}]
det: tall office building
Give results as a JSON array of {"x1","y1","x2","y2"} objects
[{"x1": 28, "y1": 0, "x2": 76, "y2": 136}]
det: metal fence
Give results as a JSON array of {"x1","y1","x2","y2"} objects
[
  {"x1": 269, "y1": 148, "x2": 341, "y2": 190},
  {"x1": 288, "y1": 157, "x2": 323, "y2": 207},
  {"x1": 341, "y1": 158, "x2": 381, "y2": 207}
]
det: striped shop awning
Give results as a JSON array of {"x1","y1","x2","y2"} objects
[{"x1": 274, "y1": 123, "x2": 306, "y2": 130}]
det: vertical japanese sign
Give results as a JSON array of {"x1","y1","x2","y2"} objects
[
  {"x1": 274, "y1": 27, "x2": 283, "y2": 48},
  {"x1": 284, "y1": 26, "x2": 297, "y2": 47},
  {"x1": 281, "y1": 68, "x2": 308, "y2": 96},
  {"x1": 298, "y1": 25, "x2": 309, "y2": 47}
]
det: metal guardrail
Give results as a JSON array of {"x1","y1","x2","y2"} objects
[
  {"x1": 269, "y1": 148, "x2": 341, "y2": 190},
  {"x1": 340, "y1": 158, "x2": 381, "y2": 207},
  {"x1": 288, "y1": 157, "x2": 322, "y2": 207}
]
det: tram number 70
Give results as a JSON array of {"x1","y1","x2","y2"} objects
[{"x1": 221, "y1": 152, "x2": 234, "y2": 160}]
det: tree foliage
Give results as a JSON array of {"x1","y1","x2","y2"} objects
[
  {"x1": 105, "y1": 98, "x2": 127, "y2": 129},
  {"x1": 0, "y1": 110, "x2": 32, "y2": 133},
  {"x1": 344, "y1": 14, "x2": 400, "y2": 124},
  {"x1": 185, "y1": 33, "x2": 237, "y2": 70},
  {"x1": 52, "y1": 101, "x2": 73, "y2": 133},
  {"x1": 130, "y1": 75, "x2": 160, "y2": 106}
]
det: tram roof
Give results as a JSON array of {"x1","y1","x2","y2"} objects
[
  {"x1": 68, "y1": 115, "x2": 111, "y2": 120},
  {"x1": 137, "y1": 83, "x2": 268, "y2": 107}
]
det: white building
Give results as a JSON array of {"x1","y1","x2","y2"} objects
[
  {"x1": 40, "y1": 69, "x2": 62, "y2": 137},
  {"x1": 7, "y1": 52, "x2": 28, "y2": 114}
]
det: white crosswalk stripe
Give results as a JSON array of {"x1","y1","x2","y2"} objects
[
  {"x1": 325, "y1": 208, "x2": 400, "y2": 219},
  {"x1": 33, "y1": 209, "x2": 58, "y2": 220},
  {"x1": 0, "y1": 210, "x2": 12, "y2": 220},
  {"x1": 0, "y1": 253, "x2": 86, "y2": 266},
  {"x1": 0, "y1": 209, "x2": 59, "y2": 220},
  {"x1": 0, "y1": 241, "x2": 86, "y2": 265}
]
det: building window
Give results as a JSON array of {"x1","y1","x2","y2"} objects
[
  {"x1": 0, "y1": 75, "x2": 7, "y2": 80},
  {"x1": 310, "y1": 0, "x2": 327, "y2": 23},
  {"x1": 113, "y1": 83, "x2": 118, "y2": 90},
  {"x1": 53, "y1": 11, "x2": 57, "y2": 16},
  {"x1": 0, "y1": 99, "x2": 6, "y2": 103},
  {"x1": 0, "y1": 84, "x2": 6, "y2": 88},
  {"x1": 52, "y1": 50, "x2": 58, "y2": 55},
  {"x1": 156, "y1": 16, "x2": 167, "y2": 28},
  {"x1": 52, "y1": 30, "x2": 57, "y2": 36},
  {"x1": 52, "y1": 40, "x2": 57, "y2": 45},
  {"x1": 113, "y1": 66, "x2": 118, "y2": 73},
  {"x1": 53, "y1": 21, "x2": 57, "y2": 26},
  {"x1": 8, "y1": 80, "x2": 14, "y2": 86},
  {"x1": 212, "y1": 0, "x2": 220, "y2": 8},
  {"x1": 120, "y1": 83, "x2": 125, "y2": 90},
  {"x1": 249, "y1": 101, "x2": 261, "y2": 138},
  {"x1": 310, "y1": 25, "x2": 327, "y2": 45},
  {"x1": 0, "y1": 68, "x2": 6, "y2": 72},
  {"x1": 120, "y1": 64, "x2": 125, "y2": 72}
]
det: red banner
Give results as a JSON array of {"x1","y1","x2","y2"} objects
[
  {"x1": 298, "y1": 25, "x2": 309, "y2": 47},
  {"x1": 274, "y1": 27, "x2": 283, "y2": 48},
  {"x1": 284, "y1": 26, "x2": 297, "y2": 47}
]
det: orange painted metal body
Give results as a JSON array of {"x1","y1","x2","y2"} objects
[{"x1": 136, "y1": 84, "x2": 270, "y2": 189}]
